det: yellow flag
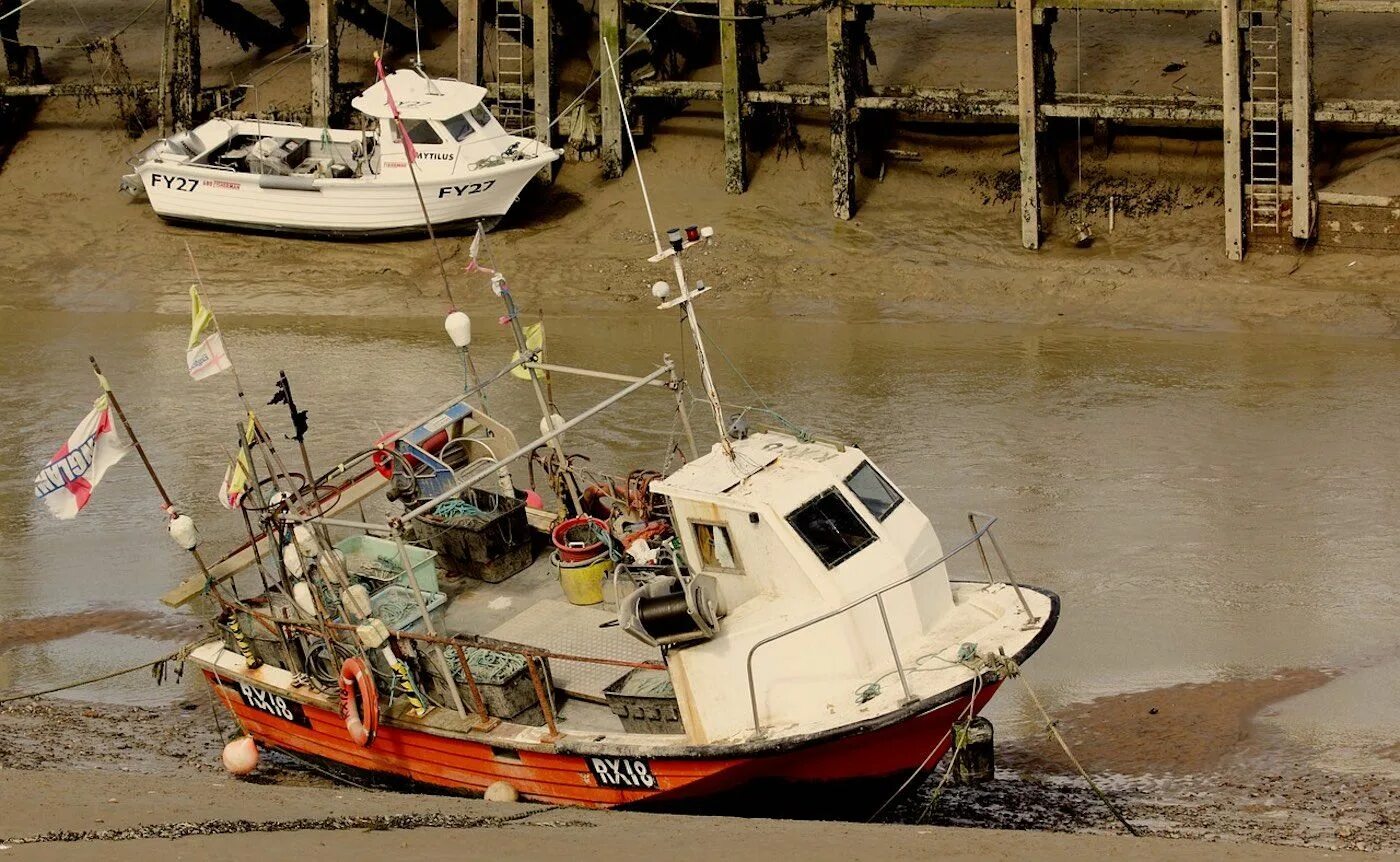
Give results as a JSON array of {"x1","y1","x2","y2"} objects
[
  {"x1": 510, "y1": 322, "x2": 545, "y2": 380},
  {"x1": 219, "y1": 413, "x2": 257, "y2": 510},
  {"x1": 189, "y1": 285, "x2": 215, "y2": 349}
]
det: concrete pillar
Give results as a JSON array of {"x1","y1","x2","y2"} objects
[
  {"x1": 827, "y1": 3, "x2": 862, "y2": 220},
  {"x1": 599, "y1": 0, "x2": 624, "y2": 177},
  {"x1": 1014, "y1": 0, "x2": 1040, "y2": 249},
  {"x1": 458, "y1": 0, "x2": 482, "y2": 85},
  {"x1": 1221, "y1": 0, "x2": 1244, "y2": 260},
  {"x1": 163, "y1": 0, "x2": 202, "y2": 131},
  {"x1": 720, "y1": 0, "x2": 746, "y2": 193},
  {"x1": 1291, "y1": 0, "x2": 1314, "y2": 241},
  {"x1": 309, "y1": 0, "x2": 338, "y2": 127}
]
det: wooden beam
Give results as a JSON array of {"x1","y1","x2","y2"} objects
[
  {"x1": 1291, "y1": 0, "x2": 1314, "y2": 240},
  {"x1": 1221, "y1": 0, "x2": 1243, "y2": 260},
  {"x1": 309, "y1": 0, "x2": 337, "y2": 127},
  {"x1": 533, "y1": 0, "x2": 555, "y2": 179},
  {"x1": 1, "y1": 83, "x2": 159, "y2": 97},
  {"x1": 827, "y1": 3, "x2": 858, "y2": 219},
  {"x1": 164, "y1": 0, "x2": 202, "y2": 131},
  {"x1": 1014, "y1": 0, "x2": 1039, "y2": 249},
  {"x1": 458, "y1": 0, "x2": 482, "y2": 84},
  {"x1": 720, "y1": 0, "x2": 747, "y2": 192},
  {"x1": 599, "y1": 0, "x2": 624, "y2": 178}
]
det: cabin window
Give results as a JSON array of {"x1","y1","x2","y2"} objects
[
  {"x1": 443, "y1": 112, "x2": 477, "y2": 142},
  {"x1": 469, "y1": 104, "x2": 493, "y2": 129},
  {"x1": 845, "y1": 461, "x2": 904, "y2": 522},
  {"x1": 787, "y1": 488, "x2": 876, "y2": 569},
  {"x1": 394, "y1": 119, "x2": 443, "y2": 146},
  {"x1": 693, "y1": 522, "x2": 741, "y2": 574}
]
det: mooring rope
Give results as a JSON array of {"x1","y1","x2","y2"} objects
[{"x1": 0, "y1": 647, "x2": 189, "y2": 705}]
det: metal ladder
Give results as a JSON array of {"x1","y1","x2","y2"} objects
[
  {"x1": 1246, "y1": 9, "x2": 1282, "y2": 232},
  {"x1": 494, "y1": 0, "x2": 529, "y2": 135}
]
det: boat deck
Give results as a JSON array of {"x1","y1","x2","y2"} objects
[{"x1": 438, "y1": 549, "x2": 664, "y2": 732}]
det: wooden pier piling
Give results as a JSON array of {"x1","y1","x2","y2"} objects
[
  {"x1": 1014, "y1": 0, "x2": 1041, "y2": 249},
  {"x1": 827, "y1": 3, "x2": 867, "y2": 220},
  {"x1": 720, "y1": 0, "x2": 747, "y2": 193},
  {"x1": 459, "y1": 0, "x2": 482, "y2": 84},
  {"x1": 1291, "y1": 0, "x2": 1314, "y2": 241},
  {"x1": 1221, "y1": 0, "x2": 1244, "y2": 260},
  {"x1": 310, "y1": 0, "x2": 338, "y2": 127},
  {"x1": 599, "y1": 0, "x2": 624, "y2": 177},
  {"x1": 533, "y1": 0, "x2": 553, "y2": 152},
  {"x1": 163, "y1": 0, "x2": 202, "y2": 131}
]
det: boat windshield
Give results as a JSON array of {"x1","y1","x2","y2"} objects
[
  {"x1": 787, "y1": 488, "x2": 876, "y2": 569},
  {"x1": 470, "y1": 104, "x2": 493, "y2": 129},
  {"x1": 443, "y1": 112, "x2": 477, "y2": 142},
  {"x1": 845, "y1": 461, "x2": 903, "y2": 522}
]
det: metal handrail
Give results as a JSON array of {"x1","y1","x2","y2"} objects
[{"x1": 744, "y1": 512, "x2": 1028, "y2": 733}]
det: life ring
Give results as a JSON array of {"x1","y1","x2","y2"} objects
[{"x1": 339, "y1": 657, "x2": 379, "y2": 747}]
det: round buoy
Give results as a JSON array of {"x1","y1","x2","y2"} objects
[
  {"x1": 484, "y1": 781, "x2": 518, "y2": 803},
  {"x1": 222, "y1": 736, "x2": 260, "y2": 777}
]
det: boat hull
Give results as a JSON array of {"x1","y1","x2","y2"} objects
[
  {"x1": 134, "y1": 154, "x2": 556, "y2": 237},
  {"x1": 206, "y1": 670, "x2": 1000, "y2": 811}
]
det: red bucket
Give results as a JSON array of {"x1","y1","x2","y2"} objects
[{"x1": 552, "y1": 516, "x2": 610, "y2": 563}]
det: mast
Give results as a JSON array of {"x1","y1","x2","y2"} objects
[{"x1": 601, "y1": 37, "x2": 734, "y2": 461}]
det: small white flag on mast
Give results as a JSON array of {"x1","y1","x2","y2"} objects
[{"x1": 187, "y1": 284, "x2": 232, "y2": 381}]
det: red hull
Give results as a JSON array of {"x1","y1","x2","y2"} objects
[{"x1": 208, "y1": 670, "x2": 1000, "y2": 809}]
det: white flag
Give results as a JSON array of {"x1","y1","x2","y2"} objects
[
  {"x1": 187, "y1": 331, "x2": 232, "y2": 381},
  {"x1": 33, "y1": 396, "x2": 131, "y2": 520}
]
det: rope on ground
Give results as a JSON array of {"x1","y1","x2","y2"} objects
[
  {"x1": 0, "y1": 645, "x2": 193, "y2": 705},
  {"x1": 1015, "y1": 670, "x2": 1140, "y2": 837}
]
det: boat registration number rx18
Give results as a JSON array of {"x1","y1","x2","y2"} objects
[
  {"x1": 587, "y1": 756, "x2": 657, "y2": 789},
  {"x1": 224, "y1": 679, "x2": 310, "y2": 726}
]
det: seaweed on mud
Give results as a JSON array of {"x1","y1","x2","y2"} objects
[{"x1": 971, "y1": 168, "x2": 1224, "y2": 218}]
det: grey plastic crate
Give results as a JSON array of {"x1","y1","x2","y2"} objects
[{"x1": 603, "y1": 668, "x2": 685, "y2": 735}]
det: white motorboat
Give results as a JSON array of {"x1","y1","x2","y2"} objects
[{"x1": 121, "y1": 69, "x2": 560, "y2": 236}]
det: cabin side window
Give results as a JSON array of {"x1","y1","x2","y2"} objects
[
  {"x1": 442, "y1": 112, "x2": 477, "y2": 142},
  {"x1": 693, "y1": 522, "x2": 742, "y2": 574},
  {"x1": 845, "y1": 461, "x2": 904, "y2": 522},
  {"x1": 393, "y1": 119, "x2": 443, "y2": 145},
  {"x1": 787, "y1": 488, "x2": 876, "y2": 569},
  {"x1": 469, "y1": 104, "x2": 493, "y2": 129}
]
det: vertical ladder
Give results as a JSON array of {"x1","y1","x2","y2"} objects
[
  {"x1": 494, "y1": 0, "x2": 529, "y2": 135},
  {"x1": 1246, "y1": 9, "x2": 1282, "y2": 232}
]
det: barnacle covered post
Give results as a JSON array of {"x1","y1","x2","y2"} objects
[
  {"x1": 827, "y1": 0, "x2": 868, "y2": 220},
  {"x1": 599, "y1": 0, "x2": 625, "y2": 177},
  {"x1": 162, "y1": 0, "x2": 202, "y2": 131},
  {"x1": 310, "y1": 0, "x2": 339, "y2": 126},
  {"x1": 719, "y1": 0, "x2": 746, "y2": 192}
]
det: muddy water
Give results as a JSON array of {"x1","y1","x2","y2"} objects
[{"x1": 2, "y1": 307, "x2": 1399, "y2": 769}]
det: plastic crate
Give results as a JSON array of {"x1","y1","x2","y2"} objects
[
  {"x1": 412, "y1": 488, "x2": 532, "y2": 583},
  {"x1": 603, "y1": 668, "x2": 684, "y2": 735},
  {"x1": 335, "y1": 534, "x2": 439, "y2": 594}
]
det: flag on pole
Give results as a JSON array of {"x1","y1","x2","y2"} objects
[
  {"x1": 187, "y1": 285, "x2": 232, "y2": 381},
  {"x1": 219, "y1": 414, "x2": 257, "y2": 510},
  {"x1": 33, "y1": 396, "x2": 131, "y2": 519},
  {"x1": 374, "y1": 53, "x2": 418, "y2": 164},
  {"x1": 510, "y1": 322, "x2": 545, "y2": 380}
]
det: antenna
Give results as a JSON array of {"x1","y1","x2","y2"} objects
[{"x1": 601, "y1": 38, "x2": 734, "y2": 461}]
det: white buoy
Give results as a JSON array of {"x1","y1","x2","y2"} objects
[
  {"x1": 291, "y1": 579, "x2": 317, "y2": 614},
  {"x1": 540, "y1": 413, "x2": 566, "y2": 436},
  {"x1": 222, "y1": 736, "x2": 260, "y2": 777},
  {"x1": 651, "y1": 281, "x2": 671, "y2": 300},
  {"x1": 168, "y1": 513, "x2": 198, "y2": 550},
  {"x1": 444, "y1": 311, "x2": 472, "y2": 348},
  {"x1": 484, "y1": 781, "x2": 519, "y2": 803}
]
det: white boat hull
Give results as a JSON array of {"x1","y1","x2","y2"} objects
[{"x1": 135, "y1": 154, "x2": 554, "y2": 236}]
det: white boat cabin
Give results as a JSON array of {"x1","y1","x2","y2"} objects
[{"x1": 651, "y1": 431, "x2": 957, "y2": 743}]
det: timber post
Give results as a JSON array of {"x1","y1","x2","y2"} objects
[
  {"x1": 599, "y1": 0, "x2": 624, "y2": 177},
  {"x1": 1221, "y1": 0, "x2": 1245, "y2": 260},
  {"x1": 1014, "y1": 0, "x2": 1042, "y2": 249},
  {"x1": 310, "y1": 0, "x2": 338, "y2": 127},
  {"x1": 1291, "y1": 0, "x2": 1314, "y2": 241},
  {"x1": 533, "y1": 0, "x2": 555, "y2": 179},
  {"x1": 828, "y1": 2, "x2": 867, "y2": 220},
  {"x1": 459, "y1": 0, "x2": 482, "y2": 84},
  {"x1": 163, "y1": 0, "x2": 202, "y2": 131},
  {"x1": 720, "y1": 0, "x2": 746, "y2": 193}
]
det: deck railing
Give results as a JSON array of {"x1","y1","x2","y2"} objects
[{"x1": 743, "y1": 512, "x2": 1038, "y2": 734}]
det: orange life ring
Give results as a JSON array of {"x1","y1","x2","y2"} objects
[{"x1": 339, "y1": 657, "x2": 379, "y2": 747}]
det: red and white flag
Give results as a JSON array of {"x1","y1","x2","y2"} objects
[{"x1": 33, "y1": 396, "x2": 131, "y2": 519}]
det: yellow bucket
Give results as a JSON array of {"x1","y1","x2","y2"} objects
[{"x1": 556, "y1": 552, "x2": 614, "y2": 606}]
